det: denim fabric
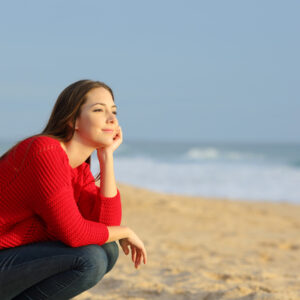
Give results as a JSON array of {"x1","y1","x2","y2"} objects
[{"x1": 0, "y1": 240, "x2": 119, "y2": 300}]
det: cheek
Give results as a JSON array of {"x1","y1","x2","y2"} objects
[
  {"x1": 78, "y1": 117, "x2": 97, "y2": 134},
  {"x1": 87, "y1": 115, "x2": 102, "y2": 127}
]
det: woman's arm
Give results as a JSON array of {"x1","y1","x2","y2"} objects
[
  {"x1": 77, "y1": 159, "x2": 121, "y2": 224},
  {"x1": 93, "y1": 126, "x2": 122, "y2": 224},
  {"x1": 97, "y1": 127, "x2": 147, "y2": 268},
  {"x1": 79, "y1": 151, "x2": 121, "y2": 225},
  {"x1": 98, "y1": 150, "x2": 117, "y2": 197},
  {"x1": 77, "y1": 141, "x2": 121, "y2": 225}
]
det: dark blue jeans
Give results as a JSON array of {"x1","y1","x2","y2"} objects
[{"x1": 0, "y1": 240, "x2": 119, "y2": 300}]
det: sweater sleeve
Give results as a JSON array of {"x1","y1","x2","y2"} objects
[
  {"x1": 77, "y1": 163, "x2": 122, "y2": 226},
  {"x1": 27, "y1": 146, "x2": 109, "y2": 247}
]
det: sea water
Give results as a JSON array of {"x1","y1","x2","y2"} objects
[{"x1": 1, "y1": 139, "x2": 300, "y2": 203}]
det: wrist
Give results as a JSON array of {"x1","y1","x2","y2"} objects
[
  {"x1": 125, "y1": 226, "x2": 133, "y2": 238},
  {"x1": 98, "y1": 150, "x2": 113, "y2": 163}
]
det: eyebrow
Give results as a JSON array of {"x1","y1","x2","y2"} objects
[{"x1": 90, "y1": 102, "x2": 117, "y2": 109}]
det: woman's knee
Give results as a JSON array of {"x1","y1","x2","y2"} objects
[
  {"x1": 73, "y1": 242, "x2": 118, "y2": 286},
  {"x1": 74, "y1": 244, "x2": 108, "y2": 286},
  {"x1": 101, "y1": 241, "x2": 119, "y2": 273}
]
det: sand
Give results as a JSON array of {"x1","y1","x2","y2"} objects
[{"x1": 74, "y1": 183, "x2": 300, "y2": 300}]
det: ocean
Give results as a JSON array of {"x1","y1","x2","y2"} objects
[{"x1": 1, "y1": 138, "x2": 300, "y2": 204}]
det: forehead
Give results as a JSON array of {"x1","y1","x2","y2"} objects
[{"x1": 85, "y1": 87, "x2": 114, "y2": 105}]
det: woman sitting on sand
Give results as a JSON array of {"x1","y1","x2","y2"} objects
[{"x1": 0, "y1": 79, "x2": 147, "y2": 299}]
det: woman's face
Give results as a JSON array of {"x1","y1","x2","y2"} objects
[{"x1": 74, "y1": 87, "x2": 118, "y2": 148}]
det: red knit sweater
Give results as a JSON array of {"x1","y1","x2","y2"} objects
[{"x1": 0, "y1": 136, "x2": 122, "y2": 249}]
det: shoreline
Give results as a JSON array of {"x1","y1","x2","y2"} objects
[
  {"x1": 116, "y1": 181, "x2": 300, "y2": 206},
  {"x1": 74, "y1": 183, "x2": 300, "y2": 300}
]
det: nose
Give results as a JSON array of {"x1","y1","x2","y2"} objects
[{"x1": 107, "y1": 112, "x2": 117, "y2": 124}]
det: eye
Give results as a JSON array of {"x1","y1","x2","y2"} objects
[{"x1": 93, "y1": 109, "x2": 117, "y2": 115}]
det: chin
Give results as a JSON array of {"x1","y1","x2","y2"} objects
[{"x1": 96, "y1": 139, "x2": 114, "y2": 148}]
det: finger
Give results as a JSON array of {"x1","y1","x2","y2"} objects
[
  {"x1": 118, "y1": 126, "x2": 123, "y2": 138},
  {"x1": 138, "y1": 252, "x2": 142, "y2": 267},
  {"x1": 131, "y1": 246, "x2": 134, "y2": 262},
  {"x1": 135, "y1": 251, "x2": 141, "y2": 268},
  {"x1": 142, "y1": 247, "x2": 147, "y2": 264},
  {"x1": 135, "y1": 250, "x2": 141, "y2": 265},
  {"x1": 131, "y1": 245, "x2": 136, "y2": 263},
  {"x1": 122, "y1": 244, "x2": 129, "y2": 255}
]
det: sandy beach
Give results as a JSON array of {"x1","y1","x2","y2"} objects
[{"x1": 74, "y1": 183, "x2": 300, "y2": 300}]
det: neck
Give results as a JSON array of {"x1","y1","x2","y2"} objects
[{"x1": 60, "y1": 136, "x2": 95, "y2": 169}]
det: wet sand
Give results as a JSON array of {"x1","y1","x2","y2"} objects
[{"x1": 74, "y1": 183, "x2": 300, "y2": 300}]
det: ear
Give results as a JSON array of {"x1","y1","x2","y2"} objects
[
  {"x1": 68, "y1": 120, "x2": 79, "y2": 130},
  {"x1": 74, "y1": 120, "x2": 79, "y2": 130}
]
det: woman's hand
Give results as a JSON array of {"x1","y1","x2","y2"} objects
[
  {"x1": 119, "y1": 230, "x2": 147, "y2": 269},
  {"x1": 97, "y1": 125, "x2": 123, "y2": 162}
]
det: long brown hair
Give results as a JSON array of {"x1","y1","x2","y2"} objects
[{"x1": 0, "y1": 79, "x2": 115, "y2": 182}]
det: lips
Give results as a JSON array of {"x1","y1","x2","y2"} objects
[{"x1": 102, "y1": 129, "x2": 114, "y2": 133}]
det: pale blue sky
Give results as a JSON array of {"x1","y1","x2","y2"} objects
[{"x1": 0, "y1": 0, "x2": 299, "y2": 143}]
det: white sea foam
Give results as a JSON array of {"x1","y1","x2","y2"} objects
[
  {"x1": 184, "y1": 147, "x2": 264, "y2": 161},
  {"x1": 185, "y1": 147, "x2": 219, "y2": 159},
  {"x1": 91, "y1": 155, "x2": 300, "y2": 203}
]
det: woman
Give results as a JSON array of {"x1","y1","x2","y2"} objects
[{"x1": 0, "y1": 79, "x2": 147, "y2": 299}]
